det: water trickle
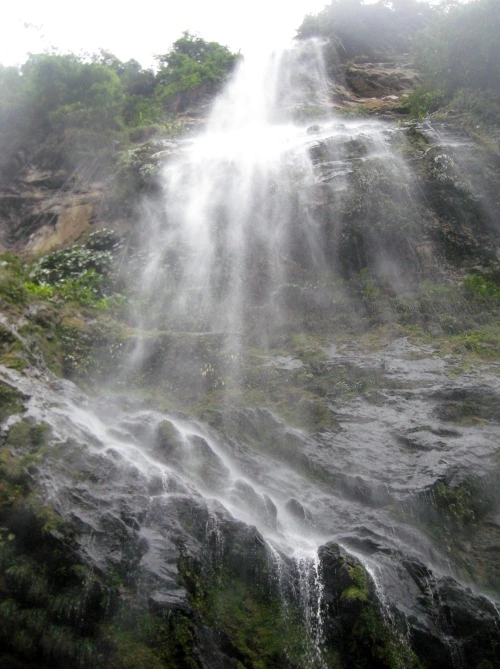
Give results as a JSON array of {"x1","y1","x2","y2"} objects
[
  {"x1": 296, "y1": 553, "x2": 327, "y2": 668},
  {"x1": 205, "y1": 503, "x2": 225, "y2": 570}
]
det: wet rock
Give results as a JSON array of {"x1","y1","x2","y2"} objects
[
  {"x1": 344, "y1": 62, "x2": 420, "y2": 99},
  {"x1": 285, "y1": 497, "x2": 311, "y2": 524},
  {"x1": 186, "y1": 434, "x2": 231, "y2": 489},
  {"x1": 154, "y1": 419, "x2": 184, "y2": 458},
  {"x1": 433, "y1": 386, "x2": 500, "y2": 423},
  {"x1": 399, "y1": 557, "x2": 500, "y2": 669},
  {"x1": 319, "y1": 542, "x2": 422, "y2": 668},
  {"x1": 306, "y1": 124, "x2": 321, "y2": 134},
  {"x1": 231, "y1": 480, "x2": 278, "y2": 529}
]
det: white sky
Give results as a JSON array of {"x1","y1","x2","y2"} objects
[{"x1": 0, "y1": 1, "x2": 330, "y2": 68}]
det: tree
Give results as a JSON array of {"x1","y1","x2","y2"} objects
[
  {"x1": 414, "y1": 0, "x2": 500, "y2": 94},
  {"x1": 154, "y1": 32, "x2": 240, "y2": 111},
  {"x1": 297, "y1": 0, "x2": 434, "y2": 62}
]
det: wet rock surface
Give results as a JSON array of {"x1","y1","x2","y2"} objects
[{"x1": 0, "y1": 311, "x2": 499, "y2": 667}]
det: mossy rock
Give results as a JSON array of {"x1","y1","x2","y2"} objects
[
  {"x1": 427, "y1": 473, "x2": 494, "y2": 527},
  {"x1": 0, "y1": 491, "x2": 113, "y2": 669},
  {"x1": 5, "y1": 419, "x2": 51, "y2": 449},
  {"x1": 0, "y1": 381, "x2": 25, "y2": 424},
  {"x1": 434, "y1": 387, "x2": 499, "y2": 424},
  {"x1": 154, "y1": 419, "x2": 184, "y2": 457},
  {"x1": 319, "y1": 544, "x2": 423, "y2": 669},
  {"x1": 105, "y1": 607, "x2": 198, "y2": 669}
]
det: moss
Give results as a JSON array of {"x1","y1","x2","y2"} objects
[
  {"x1": 340, "y1": 564, "x2": 370, "y2": 604},
  {"x1": 179, "y1": 553, "x2": 311, "y2": 668},
  {"x1": 0, "y1": 381, "x2": 24, "y2": 423},
  {"x1": 105, "y1": 606, "x2": 199, "y2": 669},
  {"x1": 320, "y1": 548, "x2": 423, "y2": 669},
  {"x1": 0, "y1": 510, "x2": 110, "y2": 669},
  {"x1": 0, "y1": 269, "x2": 28, "y2": 306},
  {"x1": 341, "y1": 585, "x2": 368, "y2": 603},
  {"x1": 56, "y1": 314, "x2": 129, "y2": 382},
  {"x1": 0, "y1": 479, "x2": 25, "y2": 510},
  {"x1": 0, "y1": 324, "x2": 29, "y2": 370},
  {"x1": 0, "y1": 419, "x2": 53, "y2": 518},
  {"x1": 107, "y1": 633, "x2": 165, "y2": 669},
  {"x1": 349, "y1": 605, "x2": 423, "y2": 669},
  {"x1": 0, "y1": 354, "x2": 28, "y2": 371},
  {"x1": 429, "y1": 476, "x2": 492, "y2": 526},
  {"x1": 5, "y1": 419, "x2": 51, "y2": 450},
  {"x1": 295, "y1": 397, "x2": 336, "y2": 431},
  {"x1": 436, "y1": 387, "x2": 499, "y2": 424}
]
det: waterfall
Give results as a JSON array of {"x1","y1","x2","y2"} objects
[
  {"x1": 134, "y1": 41, "x2": 329, "y2": 338},
  {"x1": 110, "y1": 38, "x2": 500, "y2": 664},
  {"x1": 1, "y1": 31, "x2": 499, "y2": 669}
]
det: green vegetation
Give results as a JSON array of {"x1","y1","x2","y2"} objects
[
  {"x1": 297, "y1": 0, "x2": 434, "y2": 63},
  {"x1": 0, "y1": 34, "x2": 239, "y2": 181},
  {"x1": 155, "y1": 32, "x2": 240, "y2": 111},
  {"x1": 429, "y1": 475, "x2": 492, "y2": 526},
  {"x1": 0, "y1": 382, "x2": 24, "y2": 423},
  {"x1": 402, "y1": 0, "x2": 500, "y2": 122},
  {"x1": 0, "y1": 233, "x2": 131, "y2": 381},
  {"x1": 180, "y1": 554, "x2": 311, "y2": 667},
  {"x1": 413, "y1": 1, "x2": 499, "y2": 97},
  {"x1": 320, "y1": 546, "x2": 424, "y2": 669},
  {"x1": 28, "y1": 228, "x2": 122, "y2": 306}
]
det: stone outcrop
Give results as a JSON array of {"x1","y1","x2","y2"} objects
[{"x1": 0, "y1": 164, "x2": 103, "y2": 255}]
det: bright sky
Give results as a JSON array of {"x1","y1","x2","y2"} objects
[{"x1": 0, "y1": 0, "x2": 330, "y2": 68}]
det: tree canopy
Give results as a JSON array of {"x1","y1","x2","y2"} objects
[
  {"x1": 297, "y1": 0, "x2": 434, "y2": 62},
  {"x1": 155, "y1": 32, "x2": 240, "y2": 111},
  {"x1": 413, "y1": 0, "x2": 500, "y2": 94},
  {"x1": 0, "y1": 34, "x2": 239, "y2": 175}
]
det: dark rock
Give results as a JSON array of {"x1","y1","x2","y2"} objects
[
  {"x1": 231, "y1": 479, "x2": 278, "y2": 529},
  {"x1": 285, "y1": 497, "x2": 309, "y2": 523},
  {"x1": 433, "y1": 386, "x2": 500, "y2": 423},
  {"x1": 154, "y1": 419, "x2": 184, "y2": 458},
  {"x1": 400, "y1": 557, "x2": 500, "y2": 668}
]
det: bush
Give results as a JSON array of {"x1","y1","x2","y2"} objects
[
  {"x1": 27, "y1": 229, "x2": 122, "y2": 306},
  {"x1": 463, "y1": 270, "x2": 500, "y2": 300},
  {"x1": 402, "y1": 87, "x2": 445, "y2": 118}
]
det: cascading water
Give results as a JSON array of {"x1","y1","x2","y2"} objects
[
  {"x1": 1, "y1": 34, "x2": 499, "y2": 669},
  {"x1": 115, "y1": 38, "x2": 499, "y2": 665},
  {"x1": 134, "y1": 41, "x2": 331, "y2": 339}
]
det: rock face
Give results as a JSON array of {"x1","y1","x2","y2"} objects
[
  {"x1": 338, "y1": 57, "x2": 421, "y2": 114},
  {"x1": 0, "y1": 165, "x2": 102, "y2": 255},
  {"x1": 0, "y1": 316, "x2": 499, "y2": 668}
]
